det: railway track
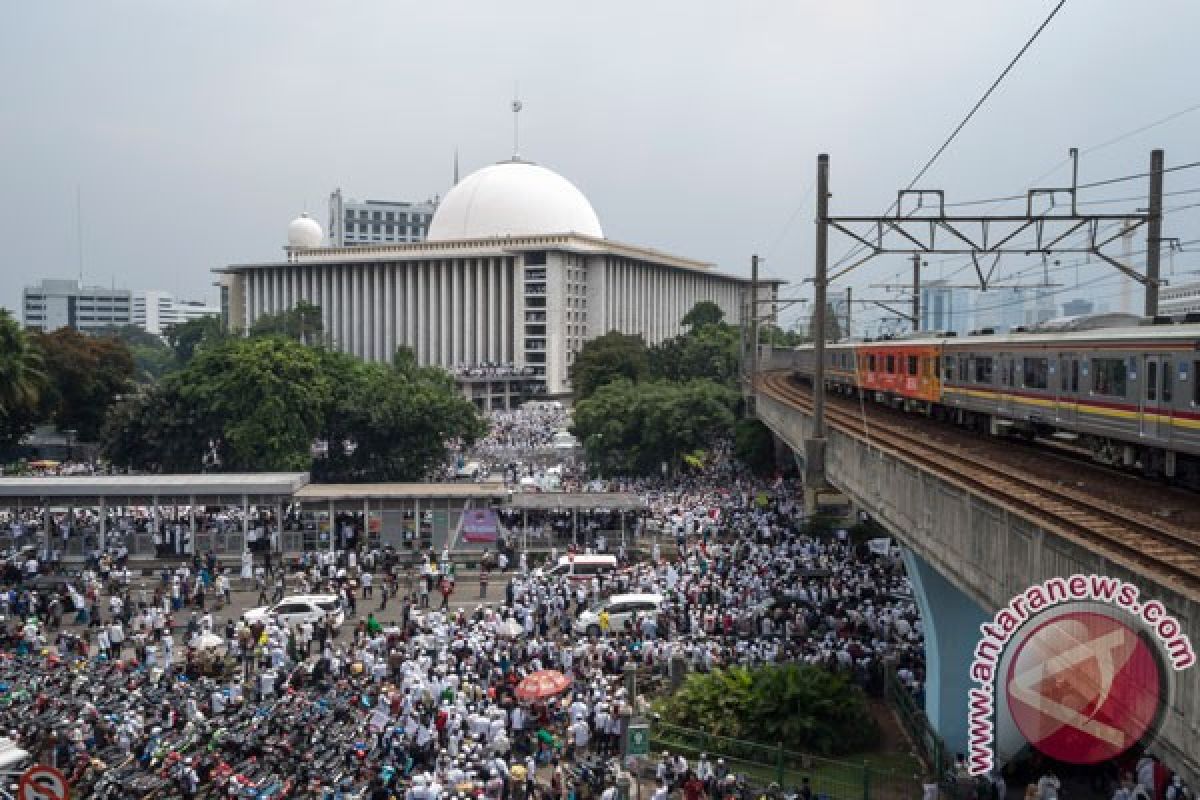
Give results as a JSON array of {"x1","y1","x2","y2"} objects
[{"x1": 757, "y1": 371, "x2": 1200, "y2": 599}]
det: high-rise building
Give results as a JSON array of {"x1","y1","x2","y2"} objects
[
  {"x1": 327, "y1": 189, "x2": 438, "y2": 248},
  {"x1": 133, "y1": 290, "x2": 221, "y2": 335},
  {"x1": 22, "y1": 279, "x2": 132, "y2": 332},
  {"x1": 919, "y1": 280, "x2": 969, "y2": 334},
  {"x1": 219, "y1": 158, "x2": 780, "y2": 406}
]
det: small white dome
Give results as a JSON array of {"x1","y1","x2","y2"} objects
[
  {"x1": 287, "y1": 213, "x2": 323, "y2": 248},
  {"x1": 426, "y1": 159, "x2": 602, "y2": 241}
]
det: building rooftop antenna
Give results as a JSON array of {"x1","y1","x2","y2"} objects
[{"x1": 511, "y1": 84, "x2": 523, "y2": 161}]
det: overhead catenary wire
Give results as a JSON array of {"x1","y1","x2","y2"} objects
[{"x1": 828, "y1": 0, "x2": 1070, "y2": 272}]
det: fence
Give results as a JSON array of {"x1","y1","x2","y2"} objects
[
  {"x1": 884, "y1": 666, "x2": 951, "y2": 779},
  {"x1": 648, "y1": 720, "x2": 921, "y2": 800}
]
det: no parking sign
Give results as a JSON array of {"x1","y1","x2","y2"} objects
[{"x1": 18, "y1": 764, "x2": 69, "y2": 800}]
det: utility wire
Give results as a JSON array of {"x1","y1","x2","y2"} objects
[{"x1": 830, "y1": 0, "x2": 1069, "y2": 272}]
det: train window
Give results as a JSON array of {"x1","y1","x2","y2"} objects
[
  {"x1": 887, "y1": 355, "x2": 895, "y2": 373},
  {"x1": 1071, "y1": 360, "x2": 1079, "y2": 393},
  {"x1": 943, "y1": 355, "x2": 954, "y2": 382},
  {"x1": 1022, "y1": 358, "x2": 1049, "y2": 390},
  {"x1": 907, "y1": 356, "x2": 918, "y2": 375},
  {"x1": 974, "y1": 356, "x2": 993, "y2": 383},
  {"x1": 1092, "y1": 358, "x2": 1127, "y2": 397},
  {"x1": 868, "y1": 354, "x2": 876, "y2": 372},
  {"x1": 1193, "y1": 361, "x2": 1199, "y2": 405},
  {"x1": 1146, "y1": 362, "x2": 1157, "y2": 401},
  {"x1": 1162, "y1": 362, "x2": 1172, "y2": 403},
  {"x1": 958, "y1": 356, "x2": 968, "y2": 382}
]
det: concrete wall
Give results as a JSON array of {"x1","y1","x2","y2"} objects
[{"x1": 754, "y1": 385, "x2": 1200, "y2": 783}]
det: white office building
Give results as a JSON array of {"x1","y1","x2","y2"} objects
[
  {"x1": 219, "y1": 158, "x2": 778, "y2": 402},
  {"x1": 132, "y1": 290, "x2": 221, "y2": 335},
  {"x1": 1159, "y1": 277, "x2": 1200, "y2": 317},
  {"x1": 328, "y1": 189, "x2": 437, "y2": 248},
  {"x1": 22, "y1": 279, "x2": 132, "y2": 332}
]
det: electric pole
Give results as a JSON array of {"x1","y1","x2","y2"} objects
[
  {"x1": 845, "y1": 286, "x2": 853, "y2": 340},
  {"x1": 1144, "y1": 148, "x2": 1164, "y2": 317},
  {"x1": 750, "y1": 253, "x2": 760, "y2": 378},
  {"x1": 912, "y1": 253, "x2": 921, "y2": 332},
  {"x1": 806, "y1": 154, "x2": 830, "y2": 499}
]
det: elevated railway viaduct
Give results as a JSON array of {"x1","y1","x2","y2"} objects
[{"x1": 751, "y1": 358, "x2": 1199, "y2": 783}]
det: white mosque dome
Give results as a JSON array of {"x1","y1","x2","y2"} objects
[
  {"x1": 287, "y1": 213, "x2": 323, "y2": 248},
  {"x1": 426, "y1": 159, "x2": 603, "y2": 241}
]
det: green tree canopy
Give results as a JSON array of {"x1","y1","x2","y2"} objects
[
  {"x1": 102, "y1": 338, "x2": 484, "y2": 478},
  {"x1": 32, "y1": 328, "x2": 134, "y2": 442},
  {"x1": 249, "y1": 301, "x2": 324, "y2": 345},
  {"x1": 569, "y1": 331, "x2": 649, "y2": 400},
  {"x1": 93, "y1": 324, "x2": 175, "y2": 383},
  {"x1": 0, "y1": 311, "x2": 46, "y2": 450},
  {"x1": 571, "y1": 378, "x2": 737, "y2": 476},
  {"x1": 655, "y1": 664, "x2": 879, "y2": 756},
  {"x1": 681, "y1": 300, "x2": 725, "y2": 330},
  {"x1": 165, "y1": 315, "x2": 227, "y2": 365}
]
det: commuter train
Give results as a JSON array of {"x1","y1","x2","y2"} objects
[{"x1": 783, "y1": 314, "x2": 1200, "y2": 489}]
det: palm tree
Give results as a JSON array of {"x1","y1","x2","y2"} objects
[{"x1": 0, "y1": 310, "x2": 46, "y2": 417}]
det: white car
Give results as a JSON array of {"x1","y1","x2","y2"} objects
[
  {"x1": 243, "y1": 594, "x2": 345, "y2": 630},
  {"x1": 575, "y1": 593, "x2": 663, "y2": 637}
]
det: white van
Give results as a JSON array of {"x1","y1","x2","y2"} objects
[{"x1": 537, "y1": 554, "x2": 619, "y2": 582}]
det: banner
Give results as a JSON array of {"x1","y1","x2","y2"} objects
[
  {"x1": 462, "y1": 509, "x2": 499, "y2": 543},
  {"x1": 867, "y1": 537, "x2": 893, "y2": 556}
]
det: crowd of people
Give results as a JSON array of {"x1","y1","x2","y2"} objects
[{"x1": 0, "y1": 405, "x2": 1194, "y2": 800}]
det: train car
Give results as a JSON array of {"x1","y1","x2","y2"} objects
[
  {"x1": 940, "y1": 320, "x2": 1200, "y2": 485},
  {"x1": 857, "y1": 338, "x2": 942, "y2": 411},
  {"x1": 781, "y1": 317, "x2": 1200, "y2": 488}
]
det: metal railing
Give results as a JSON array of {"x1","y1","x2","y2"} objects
[
  {"x1": 884, "y1": 666, "x2": 950, "y2": 779},
  {"x1": 648, "y1": 720, "x2": 921, "y2": 800}
]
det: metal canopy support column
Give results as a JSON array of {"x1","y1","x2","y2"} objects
[
  {"x1": 242, "y1": 494, "x2": 250, "y2": 554},
  {"x1": 42, "y1": 501, "x2": 51, "y2": 562},
  {"x1": 329, "y1": 500, "x2": 336, "y2": 553},
  {"x1": 152, "y1": 498, "x2": 160, "y2": 556},
  {"x1": 99, "y1": 498, "x2": 106, "y2": 553},
  {"x1": 189, "y1": 496, "x2": 197, "y2": 554}
]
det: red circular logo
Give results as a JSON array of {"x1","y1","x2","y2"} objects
[{"x1": 1005, "y1": 610, "x2": 1163, "y2": 765}]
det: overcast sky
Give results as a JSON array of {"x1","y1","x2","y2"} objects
[{"x1": 2, "y1": 1, "x2": 1198, "y2": 332}]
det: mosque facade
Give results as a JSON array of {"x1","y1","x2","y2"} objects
[{"x1": 216, "y1": 158, "x2": 778, "y2": 402}]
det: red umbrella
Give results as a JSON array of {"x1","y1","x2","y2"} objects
[{"x1": 515, "y1": 669, "x2": 571, "y2": 701}]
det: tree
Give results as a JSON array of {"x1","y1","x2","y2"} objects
[
  {"x1": 93, "y1": 325, "x2": 174, "y2": 382},
  {"x1": 313, "y1": 349, "x2": 486, "y2": 482},
  {"x1": 32, "y1": 328, "x2": 134, "y2": 442},
  {"x1": 654, "y1": 664, "x2": 879, "y2": 756},
  {"x1": 249, "y1": 301, "x2": 324, "y2": 345},
  {"x1": 569, "y1": 331, "x2": 649, "y2": 399},
  {"x1": 0, "y1": 311, "x2": 46, "y2": 450},
  {"x1": 572, "y1": 378, "x2": 737, "y2": 476},
  {"x1": 681, "y1": 300, "x2": 725, "y2": 330},
  {"x1": 165, "y1": 315, "x2": 226, "y2": 365},
  {"x1": 734, "y1": 418, "x2": 776, "y2": 476},
  {"x1": 650, "y1": 323, "x2": 740, "y2": 386},
  {"x1": 101, "y1": 337, "x2": 485, "y2": 477}
]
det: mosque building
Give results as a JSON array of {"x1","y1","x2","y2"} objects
[{"x1": 216, "y1": 156, "x2": 778, "y2": 406}]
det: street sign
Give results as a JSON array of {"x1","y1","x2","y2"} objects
[
  {"x1": 627, "y1": 723, "x2": 650, "y2": 756},
  {"x1": 18, "y1": 764, "x2": 70, "y2": 800}
]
